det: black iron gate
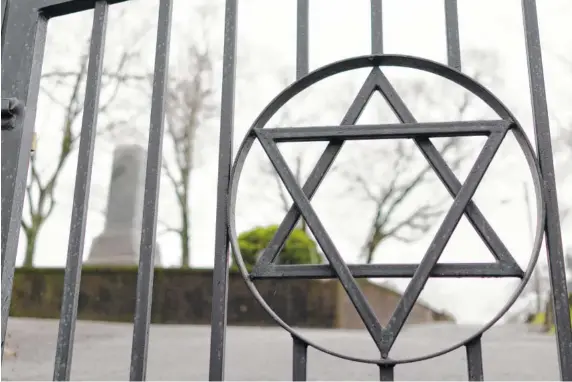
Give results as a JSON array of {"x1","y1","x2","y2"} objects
[{"x1": 1, "y1": 0, "x2": 571, "y2": 380}]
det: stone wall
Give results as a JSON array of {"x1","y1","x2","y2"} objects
[{"x1": 10, "y1": 267, "x2": 454, "y2": 327}]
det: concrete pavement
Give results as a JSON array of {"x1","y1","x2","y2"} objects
[{"x1": 2, "y1": 318, "x2": 560, "y2": 380}]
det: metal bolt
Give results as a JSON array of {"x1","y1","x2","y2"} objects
[{"x1": 1, "y1": 97, "x2": 24, "y2": 131}]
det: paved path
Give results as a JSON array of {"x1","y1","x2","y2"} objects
[{"x1": 2, "y1": 318, "x2": 560, "y2": 380}]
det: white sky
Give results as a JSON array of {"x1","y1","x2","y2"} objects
[{"x1": 12, "y1": 0, "x2": 572, "y2": 326}]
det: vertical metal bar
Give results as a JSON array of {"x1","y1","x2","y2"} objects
[
  {"x1": 444, "y1": 0, "x2": 461, "y2": 70},
  {"x1": 465, "y1": 336, "x2": 484, "y2": 381},
  {"x1": 378, "y1": 365, "x2": 394, "y2": 381},
  {"x1": 129, "y1": 0, "x2": 172, "y2": 380},
  {"x1": 521, "y1": 1, "x2": 572, "y2": 380},
  {"x1": 1, "y1": 0, "x2": 9, "y2": 50},
  {"x1": 53, "y1": 2, "x2": 108, "y2": 380},
  {"x1": 292, "y1": 336, "x2": 307, "y2": 381},
  {"x1": 1, "y1": 2, "x2": 47, "y2": 358},
  {"x1": 0, "y1": 0, "x2": 6, "y2": 24},
  {"x1": 370, "y1": 0, "x2": 383, "y2": 54},
  {"x1": 208, "y1": 0, "x2": 238, "y2": 380},
  {"x1": 296, "y1": 0, "x2": 309, "y2": 79},
  {"x1": 293, "y1": 0, "x2": 309, "y2": 231}
]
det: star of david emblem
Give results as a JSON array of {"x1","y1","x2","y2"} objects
[{"x1": 245, "y1": 67, "x2": 523, "y2": 358}]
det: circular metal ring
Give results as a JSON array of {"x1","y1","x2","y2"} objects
[{"x1": 227, "y1": 54, "x2": 546, "y2": 365}]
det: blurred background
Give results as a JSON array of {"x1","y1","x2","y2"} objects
[{"x1": 11, "y1": 0, "x2": 571, "y2": 331}]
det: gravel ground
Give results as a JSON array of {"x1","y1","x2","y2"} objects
[{"x1": 2, "y1": 318, "x2": 560, "y2": 380}]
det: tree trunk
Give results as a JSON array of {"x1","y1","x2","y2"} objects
[
  {"x1": 180, "y1": 205, "x2": 190, "y2": 268},
  {"x1": 365, "y1": 247, "x2": 375, "y2": 264},
  {"x1": 23, "y1": 230, "x2": 37, "y2": 267},
  {"x1": 298, "y1": 219, "x2": 307, "y2": 233},
  {"x1": 364, "y1": 228, "x2": 383, "y2": 264}
]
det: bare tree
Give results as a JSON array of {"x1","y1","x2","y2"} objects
[
  {"x1": 342, "y1": 105, "x2": 467, "y2": 264},
  {"x1": 252, "y1": 69, "x2": 349, "y2": 234},
  {"x1": 257, "y1": 100, "x2": 309, "y2": 233},
  {"x1": 159, "y1": 5, "x2": 219, "y2": 268},
  {"x1": 246, "y1": 51, "x2": 500, "y2": 265},
  {"x1": 337, "y1": 55, "x2": 500, "y2": 264},
  {"x1": 21, "y1": 18, "x2": 150, "y2": 267},
  {"x1": 260, "y1": 151, "x2": 307, "y2": 231}
]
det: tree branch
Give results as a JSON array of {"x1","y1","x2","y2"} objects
[
  {"x1": 157, "y1": 219, "x2": 182, "y2": 236},
  {"x1": 21, "y1": 16, "x2": 153, "y2": 265}
]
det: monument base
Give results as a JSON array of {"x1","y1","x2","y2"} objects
[{"x1": 86, "y1": 229, "x2": 162, "y2": 266}]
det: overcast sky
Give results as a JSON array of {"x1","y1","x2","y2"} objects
[{"x1": 15, "y1": 0, "x2": 572, "y2": 331}]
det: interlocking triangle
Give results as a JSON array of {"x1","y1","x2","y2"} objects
[
  {"x1": 251, "y1": 67, "x2": 522, "y2": 280},
  {"x1": 256, "y1": 123, "x2": 509, "y2": 356},
  {"x1": 247, "y1": 66, "x2": 523, "y2": 357}
]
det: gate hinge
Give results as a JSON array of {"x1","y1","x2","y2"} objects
[{"x1": 1, "y1": 97, "x2": 25, "y2": 131}]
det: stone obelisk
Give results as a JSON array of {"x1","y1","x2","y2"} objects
[{"x1": 87, "y1": 144, "x2": 161, "y2": 266}]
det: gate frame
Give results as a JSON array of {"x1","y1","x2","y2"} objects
[{"x1": 1, "y1": 0, "x2": 571, "y2": 380}]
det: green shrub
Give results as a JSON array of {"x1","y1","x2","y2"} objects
[
  {"x1": 529, "y1": 293, "x2": 572, "y2": 333},
  {"x1": 231, "y1": 225, "x2": 323, "y2": 271}
]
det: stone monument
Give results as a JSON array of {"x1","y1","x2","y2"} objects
[{"x1": 87, "y1": 144, "x2": 162, "y2": 266}]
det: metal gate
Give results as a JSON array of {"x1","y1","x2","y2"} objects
[{"x1": 1, "y1": 0, "x2": 571, "y2": 380}]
